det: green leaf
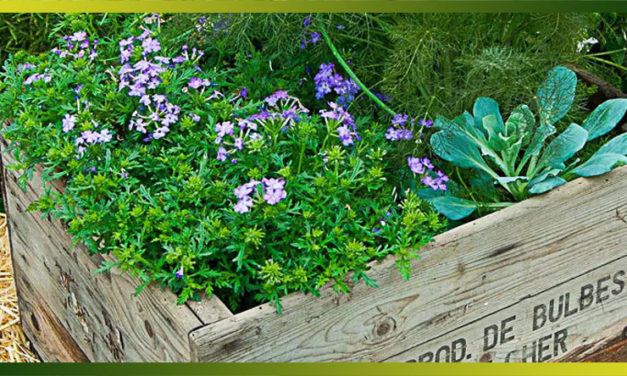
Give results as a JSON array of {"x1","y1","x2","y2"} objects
[
  {"x1": 518, "y1": 123, "x2": 556, "y2": 172},
  {"x1": 430, "y1": 196, "x2": 478, "y2": 221},
  {"x1": 528, "y1": 176, "x2": 567, "y2": 194},
  {"x1": 430, "y1": 128, "x2": 495, "y2": 176},
  {"x1": 582, "y1": 98, "x2": 627, "y2": 141},
  {"x1": 528, "y1": 168, "x2": 561, "y2": 186},
  {"x1": 473, "y1": 97, "x2": 505, "y2": 134},
  {"x1": 538, "y1": 123, "x2": 588, "y2": 170},
  {"x1": 572, "y1": 133, "x2": 627, "y2": 177},
  {"x1": 536, "y1": 66, "x2": 577, "y2": 126},
  {"x1": 495, "y1": 176, "x2": 529, "y2": 185},
  {"x1": 505, "y1": 104, "x2": 535, "y2": 144},
  {"x1": 483, "y1": 115, "x2": 509, "y2": 152}
]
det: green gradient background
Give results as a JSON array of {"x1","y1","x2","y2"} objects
[
  {"x1": 0, "y1": 1, "x2": 626, "y2": 374},
  {"x1": 0, "y1": 1, "x2": 625, "y2": 12}
]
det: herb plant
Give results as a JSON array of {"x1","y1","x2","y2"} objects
[
  {"x1": 422, "y1": 66, "x2": 627, "y2": 220},
  {"x1": 0, "y1": 15, "x2": 446, "y2": 312}
]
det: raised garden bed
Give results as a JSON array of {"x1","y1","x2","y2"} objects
[{"x1": 2, "y1": 135, "x2": 625, "y2": 362}]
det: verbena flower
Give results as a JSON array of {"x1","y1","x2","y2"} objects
[
  {"x1": 313, "y1": 63, "x2": 360, "y2": 105},
  {"x1": 62, "y1": 114, "x2": 76, "y2": 133},
  {"x1": 408, "y1": 156, "x2": 448, "y2": 191}
]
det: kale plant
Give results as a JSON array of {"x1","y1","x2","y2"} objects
[
  {"x1": 422, "y1": 66, "x2": 627, "y2": 220},
  {"x1": 0, "y1": 14, "x2": 446, "y2": 312}
]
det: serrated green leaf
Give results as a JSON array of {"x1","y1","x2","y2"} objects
[
  {"x1": 582, "y1": 98, "x2": 627, "y2": 141},
  {"x1": 536, "y1": 66, "x2": 577, "y2": 126}
]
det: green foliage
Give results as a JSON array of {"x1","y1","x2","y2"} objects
[
  {"x1": 422, "y1": 66, "x2": 627, "y2": 220},
  {"x1": 0, "y1": 14, "x2": 444, "y2": 312}
]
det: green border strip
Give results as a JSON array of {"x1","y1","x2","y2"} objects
[
  {"x1": 0, "y1": 0, "x2": 626, "y2": 12},
  {"x1": 2, "y1": 362, "x2": 627, "y2": 375}
]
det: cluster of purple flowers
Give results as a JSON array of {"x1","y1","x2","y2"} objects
[
  {"x1": 320, "y1": 102, "x2": 360, "y2": 146},
  {"x1": 385, "y1": 115, "x2": 434, "y2": 142},
  {"x1": 186, "y1": 76, "x2": 224, "y2": 100},
  {"x1": 51, "y1": 31, "x2": 98, "y2": 62},
  {"x1": 385, "y1": 114, "x2": 413, "y2": 141},
  {"x1": 214, "y1": 119, "x2": 260, "y2": 163},
  {"x1": 407, "y1": 157, "x2": 449, "y2": 191},
  {"x1": 24, "y1": 72, "x2": 52, "y2": 86},
  {"x1": 74, "y1": 121, "x2": 113, "y2": 157},
  {"x1": 313, "y1": 63, "x2": 359, "y2": 106},
  {"x1": 117, "y1": 24, "x2": 207, "y2": 141},
  {"x1": 17, "y1": 63, "x2": 36, "y2": 74},
  {"x1": 233, "y1": 178, "x2": 287, "y2": 214},
  {"x1": 261, "y1": 90, "x2": 310, "y2": 126},
  {"x1": 215, "y1": 90, "x2": 309, "y2": 162},
  {"x1": 300, "y1": 16, "x2": 321, "y2": 50}
]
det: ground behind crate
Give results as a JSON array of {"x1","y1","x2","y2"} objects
[{"x1": 0, "y1": 213, "x2": 39, "y2": 363}]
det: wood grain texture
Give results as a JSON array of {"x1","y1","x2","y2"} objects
[
  {"x1": 0, "y1": 139, "x2": 231, "y2": 362},
  {"x1": 189, "y1": 166, "x2": 627, "y2": 362}
]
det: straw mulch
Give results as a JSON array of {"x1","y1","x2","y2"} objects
[{"x1": 0, "y1": 213, "x2": 39, "y2": 362}]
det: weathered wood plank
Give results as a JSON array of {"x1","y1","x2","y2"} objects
[
  {"x1": 385, "y1": 255, "x2": 626, "y2": 362},
  {"x1": 0, "y1": 139, "x2": 231, "y2": 361},
  {"x1": 189, "y1": 166, "x2": 627, "y2": 362}
]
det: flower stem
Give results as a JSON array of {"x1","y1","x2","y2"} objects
[
  {"x1": 319, "y1": 27, "x2": 396, "y2": 117},
  {"x1": 297, "y1": 142, "x2": 306, "y2": 174}
]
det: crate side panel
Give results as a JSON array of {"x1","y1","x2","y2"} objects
[
  {"x1": 190, "y1": 166, "x2": 627, "y2": 362},
  {"x1": 1, "y1": 144, "x2": 204, "y2": 362}
]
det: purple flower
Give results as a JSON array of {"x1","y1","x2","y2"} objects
[
  {"x1": 264, "y1": 90, "x2": 289, "y2": 107},
  {"x1": 263, "y1": 188, "x2": 287, "y2": 205},
  {"x1": 241, "y1": 87, "x2": 248, "y2": 98},
  {"x1": 337, "y1": 125, "x2": 354, "y2": 146},
  {"x1": 188, "y1": 77, "x2": 204, "y2": 89},
  {"x1": 434, "y1": 170, "x2": 449, "y2": 191},
  {"x1": 217, "y1": 146, "x2": 227, "y2": 161},
  {"x1": 397, "y1": 129, "x2": 414, "y2": 141},
  {"x1": 233, "y1": 137, "x2": 244, "y2": 150},
  {"x1": 70, "y1": 31, "x2": 87, "y2": 42},
  {"x1": 234, "y1": 196, "x2": 254, "y2": 214},
  {"x1": 309, "y1": 32, "x2": 321, "y2": 44},
  {"x1": 422, "y1": 158, "x2": 434, "y2": 170},
  {"x1": 142, "y1": 37, "x2": 161, "y2": 54},
  {"x1": 407, "y1": 156, "x2": 427, "y2": 174},
  {"x1": 392, "y1": 114, "x2": 409, "y2": 126},
  {"x1": 419, "y1": 118, "x2": 434, "y2": 128},
  {"x1": 175, "y1": 266, "x2": 184, "y2": 279},
  {"x1": 190, "y1": 113, "x2": 201, "y2": 122},
  {"x1": 262, "y1": 178, "x2": 287, "y2": 205},
  {"x1": 139, "y1": 95, "x2": 151, "y2": 106},
  {"x1": 234, "y1": 184, "x2": 253, "y2": 199},
  {"x1": 385, "y1": 127, "x2": 399, "y2": 141},
  {"x1": 314, "y1": 63, "x2": 359, "y2": 104},
  {"x1": 215, "y1": 121, "x2": 234, "y2": 137},
  {"x1": 62, "y1": 114, "x2": 76, "y2": 133}
]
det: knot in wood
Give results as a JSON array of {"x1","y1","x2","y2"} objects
[{"x1": 374, "y1": 316, "x2": 396, "y2": 338}]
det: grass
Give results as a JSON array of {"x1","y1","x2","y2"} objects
[{"x1": 0, "y1": 213, "x2": 39, "y2": 362}]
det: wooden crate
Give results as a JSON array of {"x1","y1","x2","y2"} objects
[{"x1": 1, "y1": 137, "x2": 626, "y2": 362}]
